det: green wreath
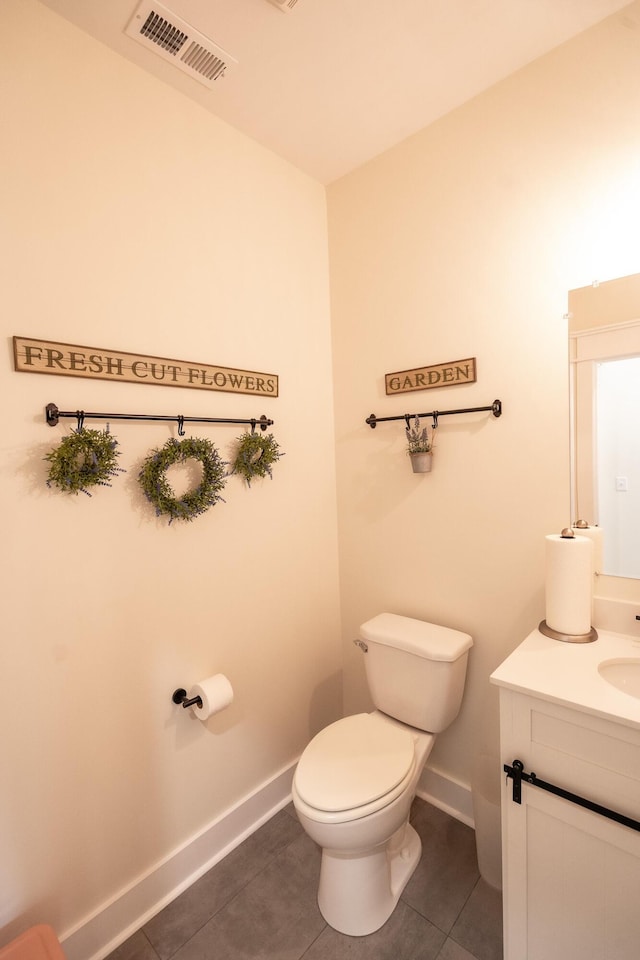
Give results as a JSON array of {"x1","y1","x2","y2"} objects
[
  {"x1": 45, "y1": 427, "x2": 124, "y2": 496},
  {"x1": 231, "y1": 431, "x2": 283, "y2": 486},
  {"x1": 138, "y1": 437, "x2": 227, "y2": 523}
]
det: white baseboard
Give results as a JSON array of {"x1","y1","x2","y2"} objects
[
  {"x1": 60, "y1": 762, "x2": 296, "y2": 960},
  {"x1": 417, "y1": 763, "x2": 474, "y2": 828}
]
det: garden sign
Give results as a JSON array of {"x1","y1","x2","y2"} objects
[{"x1": 385, "y1": 357, "x2": 476, "y2": 396}]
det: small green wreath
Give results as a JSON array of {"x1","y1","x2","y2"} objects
[
  {"x1": 231, "y1": 431, "x2": 283, "y2": 486},
  {"x1": 138, "y1": 437, "x2": 227, "y2": 523},
  {"x1": 45, "y1": 428, "x2": 124, "y2": 496}
]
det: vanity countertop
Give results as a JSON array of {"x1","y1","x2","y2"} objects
[{"x1": 490, "y1": 626, "x2": 640, "y2": 731}]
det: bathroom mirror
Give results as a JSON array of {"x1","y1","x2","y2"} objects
[{"x1": 569, "y1": 272, "x2": 640, "y2": 589}]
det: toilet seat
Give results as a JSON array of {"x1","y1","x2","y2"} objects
[{"x1": 293, "y1": 713, "x2": 416, "y2": 823}]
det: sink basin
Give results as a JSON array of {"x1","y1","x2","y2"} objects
[{"x1": 598, "y1": 658, "x2": 640, "y2": 699}]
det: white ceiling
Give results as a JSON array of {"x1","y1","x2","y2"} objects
[{"x1": 39, "y1": 0, "x2": 632, "y2": 183}]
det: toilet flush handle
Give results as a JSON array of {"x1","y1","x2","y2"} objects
[{"x1": 353, "y1": 639, "x2": 368, "y2": 653}]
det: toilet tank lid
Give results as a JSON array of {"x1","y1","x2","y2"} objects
[{"x1": 359, "y1": 613, "x2": 473, "y2": 661}]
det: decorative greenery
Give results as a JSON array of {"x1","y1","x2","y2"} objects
[
  {"x1": 405, "y1": 415, "x2": 434, "y2": 454},
  {"x1": 231, "y1": 431, "x2": 283, "y2": 486},
  {"x1": 45, "y1": 427, "x2": 124, "y2": 496},
  {"x1": 138, "y1": 437, "x2": 227, "y2": 523}
]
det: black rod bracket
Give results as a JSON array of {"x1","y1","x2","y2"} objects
[
  {"x1": 505, "y1": 758, "x2": 524, "y2": 804},
  {"x1": 45, "y1": 402, "x2": 60, "y2": 427},
  {"x1": 365, "y1": 399, "x2": 502, "y2": 429}
]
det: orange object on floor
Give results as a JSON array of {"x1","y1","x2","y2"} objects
[{"x1": 0, "y1": 926, "x2": 65, "y2": 960}]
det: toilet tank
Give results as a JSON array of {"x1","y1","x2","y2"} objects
[{"x1": 359, "y1": 613, "x2": 473, "y2": 732}]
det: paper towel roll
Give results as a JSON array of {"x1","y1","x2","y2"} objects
[
  {"x1": 545, "y1": 534, "x2": 593, "y2": 636},
  {"x1": 189, "y1": 674, "x2": 234, "y2": 720}
]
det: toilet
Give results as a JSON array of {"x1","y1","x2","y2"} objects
[{"x1": 292, "y1": 612, "x2": 472, "y2": 937}]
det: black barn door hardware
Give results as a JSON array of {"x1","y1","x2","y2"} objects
[{"x1": 504, "y1": 759, "x2": 640, "y2": 833}]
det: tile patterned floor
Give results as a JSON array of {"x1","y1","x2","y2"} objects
[{"x1": 107, "y1": 798, "x2": 503, "y2": 960}]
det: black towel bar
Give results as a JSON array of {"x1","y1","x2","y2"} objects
[
  {"x1": 46, "y1": 403, "x2": 273, "y2": 433},
  {"x1": 365, "y1": 399, "x2": 502, "y2": 429}
]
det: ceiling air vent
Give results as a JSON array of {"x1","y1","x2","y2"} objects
[
  {"x1": 125, "y1": 1, "x2": 237, "y2": 87},
  {"x1": 267, "y1": 0, "x2": 301, "y2": 12}
]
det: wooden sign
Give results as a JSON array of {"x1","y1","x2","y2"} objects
[
  {"x1": 385, "y1": 357, "x2": 476, "y2": 396},
  {"x1": 13, "y1": 337, "x2": 278, "y2": 398}
]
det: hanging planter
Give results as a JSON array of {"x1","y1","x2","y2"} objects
[
  {"x1": 45, "y1": 426, "x2": 124, "y2": 496},
  {"x1": 405, "y1": 415, "x2": 435, "y2": 474},
  {"x1": 138, "y1": 436, "x2": 227, "y2": 523},
  {"x1": 231, "y1": 431, "x2": 283, "y2": 487},
  {"x1": 409, "y1": 451, "x2": 433, "y2": 474}
]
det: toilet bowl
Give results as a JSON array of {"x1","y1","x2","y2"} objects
[
  {"x1": 292, "y1": 613, "x2": 472, "y2": 936},
  {"x1": 293, "y1": 711, "x2": 435, "y2": 935}
]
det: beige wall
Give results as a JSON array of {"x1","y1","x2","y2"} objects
[
  {"x1": 1, "y1": 0, "x2": 341, "y2": 943},
  {"x1": 327, "y1": 3, "x2": 640, "y2": 783}
]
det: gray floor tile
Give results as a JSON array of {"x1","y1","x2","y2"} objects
[
  {"x1": 283, "y1": 801, "x2": 299, "y2": 822},
  {"x1": 106, "y1": 931, "x2": 159, "y2": 960},
  {"x1": 435, "y1": 939, "x2": 480, "y2": 960},
  {"x1": 449, "y1": 879, "x2": 503, "y2": 960},
  {"x1": 171, "y1": 834, "x2": 325, "y2": 960},
  {"x1": 144, "y1": 809, "x2": 303, "y2": 959},
  {"x1": 401, "y1": 803, "x2": 480, "y2": 933},
  {"x1": 301, "y1": 900, "x2": 446, "y2": 960}
]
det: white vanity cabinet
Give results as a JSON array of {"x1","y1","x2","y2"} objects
[{"x1": 492, "y1": 629, "x2": 640, "y2": 960}]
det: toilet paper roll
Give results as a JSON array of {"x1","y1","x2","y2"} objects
[
  {"x1": 545, "y1": 534, "x2": 593, "y2": 636},
  {"x1": 188, "y1": 674, "x2": 234, "y2": 720}
]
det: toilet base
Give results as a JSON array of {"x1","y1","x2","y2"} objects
[{"x1": 317, "y1": 820, "x2": 422, "y2": 936}]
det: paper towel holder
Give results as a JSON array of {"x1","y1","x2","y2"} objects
[
  {"x1": 540, "y1": 525, "x2": 598, "y2": 642},
  {"x1": 172, "y1": 688, "x2": 203, "y2": 709},
  {"x1": 538, "y1": 620, "x2": 598, "y2": 644}
]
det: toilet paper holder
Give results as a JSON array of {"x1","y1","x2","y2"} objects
[{"x1": 172, "y1": 688, "x2": 203, "y2": 709}]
